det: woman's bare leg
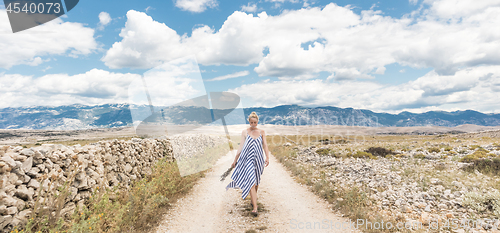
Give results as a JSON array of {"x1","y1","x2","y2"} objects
[
  {"x1": 249, "y1": 184, "x2": 258, "y2": 212},
  {"x1": 255, "y1": 185, "x2": 259, "y2": 194}
]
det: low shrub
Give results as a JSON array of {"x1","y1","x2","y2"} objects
[
  {"x1": 443, "y1": 146, "x2": 453, "y2": 151},
  {"x1": 315, "y1": 148, "x2": 331, "y2": 156},
  {"x1": 463, "y1": 158, "x2": 500, "y2": 175},
  {"x1": 428, "y1": 147, "x2": 441, "y2": 153},
  {"x1": 365, "y1": 147, "x2": 394, "y2": 157},
  {"x1": 349, "y1": 151, "x2": 376, "y2": 159},
  {"x1": 469, "y1": 145, "x2": 483, "y2": 150},
  {"x1": 460, "y1": 149, "x2": 495, "y2": 163},
  {"x1": 414, "y1": 153, "x2": 426, "y2": 159}
]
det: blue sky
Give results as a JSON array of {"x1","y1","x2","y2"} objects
[{"x1": 1, "y1": 0, "x2": 499, "y2": 113}]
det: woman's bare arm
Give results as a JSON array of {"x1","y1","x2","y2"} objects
[{"x1": 261, "y1": 130, "x2": 270, "y2": 166}]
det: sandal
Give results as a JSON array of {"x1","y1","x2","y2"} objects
[{"x1": 251, "y1": 210, "x2": 258, "y2": 217}]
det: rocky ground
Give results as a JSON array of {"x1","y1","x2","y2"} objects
[{"x1": 282, "y1": 131, "x2": 500, "y2": 232}]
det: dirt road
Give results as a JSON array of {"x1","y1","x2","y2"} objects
[{"x1": 154, "y1": 150, "x2": 360, "y2": 233}]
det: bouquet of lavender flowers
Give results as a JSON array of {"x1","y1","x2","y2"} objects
[{"x1": 220, "y1": 166, "x2": 233, "y2": 181}]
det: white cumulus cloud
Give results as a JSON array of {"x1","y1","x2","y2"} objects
[
  {"x1": 230, "y1": 66, "x2": 500, "y2": 113},
  {"x1": 241, "y1": 3, "x2": 258, "y2": 13},
  {"x1": 0, "y1": 65, "x2": 207, "y2": 108},
  {"x1": 103, "y1": 2, "x2": 500, "y2": 81},
  {"x1": 0, "y1": 9, "x2": 98, "y2": 69},
  {"x1": 98, "y1": 12, "x2": 112, "y2": 30},
  {"x1": 174, "y1": 0, "x2": 218, "y2": 13}
]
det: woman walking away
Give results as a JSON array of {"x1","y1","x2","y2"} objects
[{"x1": 225, "y1": 112, "x2": 270, "y2": 217}]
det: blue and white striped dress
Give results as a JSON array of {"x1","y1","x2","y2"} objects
[{"x1": 225, "y1": 131, "x2": 265, "y2": 200}]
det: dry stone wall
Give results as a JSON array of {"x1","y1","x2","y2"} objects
[{"x1": 0, "y1": 134, "x2": 227, "y2": 232}]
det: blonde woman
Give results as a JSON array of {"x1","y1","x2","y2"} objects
[{"x1": 225, "y1": 111, "x2": 270, "y2": 216}]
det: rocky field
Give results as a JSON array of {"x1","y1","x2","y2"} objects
[{"x1": 276, "y1": 130, "x2": 500, "y2": 232}]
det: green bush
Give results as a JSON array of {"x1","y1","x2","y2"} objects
[
  {"x1": 469, "y1": 145, "x2": 482, "y2": 150},
  {"x1": 315, "y1": 148, "x2": 331, "y2": 156},
  {"x1": 414, "y1": 153, "x2": 426, "y2": 159},
  {"x1": 428, "y1": 147, "x2": 441, "y2": 153},
  {"x1": 463, "y1": 157, "x2": 500, "y2": 175},
  {"x1": 365, "y1": 147, "x2": 394, "y2": 157},
  {"x1": 460, "y1": 149, "x2": 495, "y2": 163},
  {"x1": 349, "y1": 151, "x2": 376, "y2": 159}
]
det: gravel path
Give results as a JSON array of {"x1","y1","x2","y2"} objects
[{"x1": 154, "y1": 150, "x2": 359, "y2": 233}]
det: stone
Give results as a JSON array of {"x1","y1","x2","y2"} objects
[
  {"x1": 430, "y1": 178, "x2": 440, "y2": 184},
  {"x1": 21, "y1": 156, "x2": 33, "y2": 172},
  {"x1": 1, "y1": 156, "x2": 16, "y2": 168},
  {"x1": 6, "y1": 206, "x2": 18, "y2": 215},
  {"x1": 124, "y1": 163, "x2": 133, "y2": 173},
  {"x1": 20, "y1": 148, "x2": 34, "y2": 156},
  {"x1": 438, "y1": 203, "x2": 447, "y2": 210},
  {"x1": 15, "y1": 209, "x2": 31, "y2": 224},
  {"x1": 420, "y1": 212, "x2": 430, "y2": 225},
  {"x1": 60, "y1": 202, "x2": 76, "y2": 217},
  {"x1": 28, "y1": 179, "x2": 40, "y2": 189},
  {"x1": 446, "y1": 213, "x2": 454, "y2": 218},
  {"x1": 452, "y1": 181, "x2": 462, "y2": 187},
  {"x1": 401, "y1": 204, "x2": 412, "y2": 213},
  {"x1": 15, "y1": 185, "x2": 34, "y2": 201},
  {"x1": 424, "y1": 205, "x2": 431, "y2": 212},
  {"x1": 0, "y1": 215, "x2": 13, "y2": 230},
  {"x1": 26, "y1": 167, "x2": 40, "y2": 177},
  {"x1": 395, "y1": 199, "x2": 402, "y2": 206},
  {"x1": 69, "y1": 187, "x2": 78, "y2": 201},
  {"x1": 2, "y1": 195, "x2": 19, "y2": 207},
  {"x1": 74, "y1": 175, "x2": 89, "y2": 190}
]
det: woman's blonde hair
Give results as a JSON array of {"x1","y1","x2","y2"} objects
[{"x1": 248, "y1": 111, "x2": 259, "y2": 121}]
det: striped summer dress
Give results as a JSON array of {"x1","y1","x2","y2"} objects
[{"x1": 225, "y1": 131, "x2": 266, "y2": 200}]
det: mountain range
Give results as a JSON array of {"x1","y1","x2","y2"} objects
[{"x1": 1, "y1": 104, "x2": 499, "y2": 130}]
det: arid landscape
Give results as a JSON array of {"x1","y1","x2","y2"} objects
[
  {"x1": 2, "y1": 125, "x2": 500, "y2": 232},
  {"x1": 2, "y1": 124, "x2": 500, "y2": 146}
]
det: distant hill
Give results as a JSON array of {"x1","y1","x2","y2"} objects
[{"x1": 1, "y1": 104, "x2": 499, "y2": 129}]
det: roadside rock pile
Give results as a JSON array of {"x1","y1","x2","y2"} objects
[
  {"x1": 292, "y1": 144, "x2": 500, "y2": 231},
  {"x1": 0, "y1": 134, "x2": 227, "y2": 232}
]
